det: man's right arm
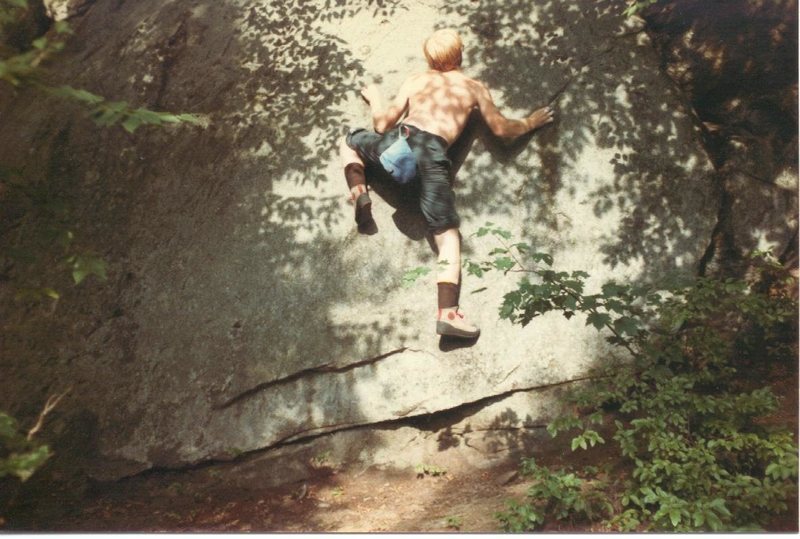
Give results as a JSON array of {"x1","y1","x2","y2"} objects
[{"x1": 474, "y1": 81, "x2": 554, "y2": 138}]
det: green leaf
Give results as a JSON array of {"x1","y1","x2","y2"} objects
[
  {"x1": 92, "y1": 107, "x2": 123, "y2": 126},
  {"x1": 493, "y1": 256, "x2": 515, "y2": 272},
  {"x1": 4, "y1": 445, "x2": 51, "y2": 481},
  {"x1": 613, "y1": 316, "x2": 640, "y2": 336},
  {"x1": 158, "y1": 113, "x2": 182, "y2": 123},
  {"x1": 71, "y1": 254, "x2": 108, "y2": 285},
  {"x1": 130, "y1": 107, "x2": 164, "y2": 124},
  {"x1": 586, "y1": 312, "x2": 611, "y2": 330},
  {"x1": 54, "y1": 20, "x2": 73, "y2": 34},
  {"x1": 176, "y1": 113, "x2": 203, "y2": 125},
  {"x1": 571, "y1": 436, "x2": 582, "y2": 451},
  {"x1": 465, "y1": 261, "x2": 484, "y2": 278},
  {"x1": 42, "y1": 288, "x2": 60, "y2": 300},
  {"x1": 122, "y1": 115, "x2": 144, "y2": 133},
  {"x1": 55, "y1": 85, "x2": 105, "y2": 105},
  {"x1": 708, "y1": 498, "x2": 731, "y2": 517},
  {"x1": 692, "y1": 510, "x2": 705, "y2": 528},
  {"x1": 0, "y1": 413, "x2": 19, "y2": 439},
  {"x1": 669, "y1": 507, "x2": 681, "y2": 527},
  {"x1": 571, "y1": 435, "x2": 588, "y2": 451},
  {"x1": 401, "y1": 266, "x2": 431, "y2": 287},
  {"x1": 601, "y1": 283, "x2": 623, "y2": 297},
  {"x1": 532, "y1": 253, "x2": 554, "y2": 266}
]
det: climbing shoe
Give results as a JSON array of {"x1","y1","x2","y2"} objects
[
  {"x1": 436, "y1": 307, "x2": 480, "y2": 339},
  {"x1": 354, "y1": 192, "x2": 373, "y2": 226}
]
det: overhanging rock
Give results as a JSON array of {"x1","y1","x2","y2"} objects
[{"x1": 0, "y1": 0, "x2": 718, "y2": 480}]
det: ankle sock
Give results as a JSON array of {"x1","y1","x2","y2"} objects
[
  {"x1": 437, "y1": 282, "x2": 459, "y2": 310},
  {"x1": 345, "y1": 162, "x2": 366, "y2": 192}
]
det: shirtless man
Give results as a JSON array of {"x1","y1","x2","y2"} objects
[{"x1": 340, "y1": 28, "x2": 554, "y2": 339}]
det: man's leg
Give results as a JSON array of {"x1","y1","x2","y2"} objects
[
  {"x1": 434, "y1": 227, "x2": 480, "y2": 338},
  {"x1": 339, "y1": 136, "x2": 373, "y2": 226}
]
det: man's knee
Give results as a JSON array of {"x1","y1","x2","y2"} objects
[
  {"x1": 433, "y1": 225, "x2": 460, "y2": 238},
  {"x1": 430, "y1": 217, "x2": 461, "y2": 236},
  {"x1": 340, "y1": 135, "x2": 361, "y2": 166}
]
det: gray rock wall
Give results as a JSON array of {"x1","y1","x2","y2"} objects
[
  {"x1": 0, "y1": 0, "x2": 727, "y2": 480},
  {"x1": 644, "y1": 0, "x2": 798, "y2": 275}
]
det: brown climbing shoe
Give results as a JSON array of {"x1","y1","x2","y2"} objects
[{"x1": 436, "y1": 307, "x2": 480, "y2": 339}]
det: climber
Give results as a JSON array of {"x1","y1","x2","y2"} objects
[{"x1": 340, "y1": 28, "x2": 554, "y2": 339}]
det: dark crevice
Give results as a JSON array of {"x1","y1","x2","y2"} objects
[
  {"x1": 779, "y1": 227, "x2": 799, "y2": 269},
  {"x1": 400, "y1": 374, "x2": 600, "y2": 433},
  {"x1": 212, "y1": 347, "x2": 408, "y2": 410},
  {"x1": 696, "y1": 173, "x2": 735, "y2": 277},
  {"x1": 101, "y1": 374, "x2": 601, "y2": 485},
  {"x1": 152, "y1": 14, "x2": 189, "y2": 108}
]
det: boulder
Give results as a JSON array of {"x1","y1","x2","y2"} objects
[{"x1": 0, "y1": 0, "x2": 720, "y2": 480}]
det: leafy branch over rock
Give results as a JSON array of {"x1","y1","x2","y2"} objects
[
  {"x1": 1, "y1": 0, "x2": 203, "y2": 132},
  {"x1": 1, "y1": 0, "x2": 205, "y2": 304}
]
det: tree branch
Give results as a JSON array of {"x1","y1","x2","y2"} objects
[{"x1": 27, "y1": 386, "x2": 71, "y2": 441}]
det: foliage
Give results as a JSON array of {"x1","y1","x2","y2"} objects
[
  {"x1": 0, "y1": 412, "x2": 50, "y2": 482},
  {"x1": 0, "y1": 0, "x2": 203, "y2": 304},
  {"x1": 404, "y1": 224, "x2": 798, "y2": 531},
  {"x1": 3, "y1": 163, "x2": 108, "y2": 303},
  {"x1": 48, "y1": 86, "x2": 203, "y2": 133},
  {"x1": 444, "y1": 515, "x2": 462, "y2": 530},
  {"x1": 497, "y1": 458, "x2": 613, "y2": 531},
  {"x1": 415, "y1": 463, "x2": 447, "y2": 478},
  {"x1": 1, "y1": 1, "x2": 202, "y2": 128},
  {"x1": 402, "y1": 266, "x2": 432, "y2": 288},
  {"x1": 623, "y1": 0, "x2": 659, "y2": 17}
]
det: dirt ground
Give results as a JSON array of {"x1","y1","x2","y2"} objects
[{"x1": 56, "y1": 461, "x2": 531, "y2": 532}]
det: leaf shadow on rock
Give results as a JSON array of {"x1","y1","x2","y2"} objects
[
  {"x1": 0, "y1": 0, "x2": 427, "y2": 485},
  {"x1": 442, "y1": 0, "x2": 720, "y2": 281},
  {"x1": 643, "y1": 0, "x2": 798, "y2": 276}
]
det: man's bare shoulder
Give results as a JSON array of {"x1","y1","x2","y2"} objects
[
  {"x1": 445, "y1": 72, "x2": 488, "y2": 96},
  {"x1": 407, "y1": 70, "x2": 486, "y2": 95},
  {"x1": 403, "y1": 71, "x2": 435, "y2": 86}
]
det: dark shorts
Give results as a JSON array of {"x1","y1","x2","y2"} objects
[{"x1": 346, "y1": 124, "x2": 460, "y2": 233}]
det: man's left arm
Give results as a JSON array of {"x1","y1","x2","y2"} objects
[{"x1": 361, "y1": 79, "x2": 412, "y2": 133}]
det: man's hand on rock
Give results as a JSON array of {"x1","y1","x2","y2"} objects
[{"x1": 528, "y1": 106, "x2": 555, "y2": 130}]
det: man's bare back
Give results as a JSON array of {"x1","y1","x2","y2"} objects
[
  {"x1": 362, "y1": 70, "x2": 553, "y2": 147},
  {"x1": 401, "y1": 70, "x2": 479, "y2": 145}
]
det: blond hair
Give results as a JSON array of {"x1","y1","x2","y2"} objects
[{"x1": 423, "y1": 29, "x2": 463, "y2": 72}]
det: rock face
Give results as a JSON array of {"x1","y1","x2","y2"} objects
[
  {"x1": 644, "y1": 0, "x2": 798, "y2": 275},
  {"x1": 0, "y1": 0, "x2": 745, "y2": 481}
]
